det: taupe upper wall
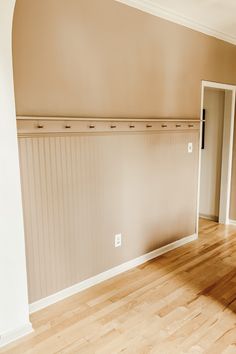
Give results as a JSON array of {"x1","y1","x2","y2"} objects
[{"x1": 13, "y1": 0, "x2": 236, "y2": 119}]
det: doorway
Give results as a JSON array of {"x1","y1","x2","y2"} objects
[{"x1": 197, "y1": 81, "x2": 236, "y2": 228}]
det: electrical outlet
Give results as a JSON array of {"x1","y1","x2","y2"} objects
[
  {"x1": 188, "y1": 142, "x2": 193, "y2": 153},
  {"x1": 115, "y1": 234, "x2": 122, "y2": 248}
]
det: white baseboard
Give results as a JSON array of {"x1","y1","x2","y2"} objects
[
  {"x1": 29, "y1": 233, "x2": 197, "y2": 314},
  {"x1": 199, "y1": 213, "x2": 218, "y2": 222},
  {"x1": 229, "y1": 219, "x2": 236, "y2": 225},
  {"x1": 0, "y1": 322, "x2": 33, "y2": 348}
]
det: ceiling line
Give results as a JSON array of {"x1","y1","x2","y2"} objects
[{"x1": 115, "y1": 0, "x2": 236, "y2": 46}]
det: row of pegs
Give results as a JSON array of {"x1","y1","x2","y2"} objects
[{"x1": 17, "y1": 119, "x2": 200, "y2": 136}]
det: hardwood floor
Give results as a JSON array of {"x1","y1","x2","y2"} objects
[{"x1": 2, "y1": 218, "x2": 236, "y2": 354}]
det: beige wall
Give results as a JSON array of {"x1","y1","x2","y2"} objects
[
  {"x1": 13, "y1": 0, "x2": 236, "y2": 119},
  {"x1": 18, "y1": 130, "x2": 199, "y2": 303},
  {"x1": 12, "y1": 0, "x2": 236, "y2": 303},
  {"x1": 200, "y1": 88, "x2": 225, "y2": 220}
]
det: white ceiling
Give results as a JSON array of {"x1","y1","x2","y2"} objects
[{"x1": 116, "y1": 0, "x2": 236, "y2": 45}]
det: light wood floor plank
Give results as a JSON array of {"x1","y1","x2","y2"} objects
[{"x1": 2, "y1": 219, "x2": 236, "y2": 353}]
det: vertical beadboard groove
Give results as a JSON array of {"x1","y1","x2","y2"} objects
[
  {"x1": 58, "y1": 138, "x2": 68, "y2": 288},
  {"x1": 70, "y1": 137, "x2": 77, "y2": 285},
  {"x1": 34, "y1": 139, "x2": 44, "y2": 298},
  {"x1": 18, "y1": 131, "x2": 199, "y2": 303},
  {"x1": 29, "y1": 138, "x2": 41, "y2": 299},
  {"x1": 51, "y1": 137, "x2": 61, "y2": 294},
  {"x1": 66, "y1": 137, "x2": 75, "y2": 287},
  {"x1": 45, "y1": 137, "x2": 57, "y2": 295}
]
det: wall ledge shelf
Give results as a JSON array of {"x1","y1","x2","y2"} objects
[
  {"x1": 17, "y1": 115, "x2": 200, "y2": 122},
  {"x1": 17, "y1": 117, "x2": 200, "y2": 137}
]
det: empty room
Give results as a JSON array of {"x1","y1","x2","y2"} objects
[{"x1": 2, "y1": 0, "x2": 236, "y2": 353}]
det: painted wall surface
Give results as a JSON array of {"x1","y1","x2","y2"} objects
[
  {"x1": 13, "y1": 0, "x2": 236, "y2": 119},
  {"x1": 18, "y1": 130, "x2": 199, "y2": 303},
  {"x1": 12, "y1": 0, "x2": 236, "y2": 303},
  {"x1": 200, "y1": 88, "x2": 225, "y2": 220},
  {"x1": 0, "y1": 0, "x2": 31, "y2": 347}
]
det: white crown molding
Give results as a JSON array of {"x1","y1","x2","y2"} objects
[
  {"x1": 115, "y1": 0, "x2": 236, "y2": 46},
  {"x1": 29, "y1": 233, "x2": 197, "y2": 313}
]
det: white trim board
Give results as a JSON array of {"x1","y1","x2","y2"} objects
[
  {"x1": 197, "y1": 80, "x2": 236, "y2": 229},
  {"x1": 0, "y1": 323, "x2": 33, "y2": 348},
  {"x1": 115, "y1": 0, "x2": 236, "y2": 46},
  {"x1": 30, "y1": 233, "x2": 197, "y2": 313},
  {"x1": 199, "y1": 214, "x2": 218, "y2": 222},
  {"x1": 229, "y1": 220, "x2": 236, "y2": 225},
  {"x1": 201, "y1": 81, "x2": 236, "y2": 91},
  {"x1": 219, "y1": 89, "x2": 236, "y2": 224}
]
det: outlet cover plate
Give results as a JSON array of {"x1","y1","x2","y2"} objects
[
  {"x1": 188, "y1": 142, "x2": 193, "y2": 153},
  {"x1": 115, "y1": 234, "x2": 122, "y2": 247}
]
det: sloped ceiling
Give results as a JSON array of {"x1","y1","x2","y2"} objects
[{"x1": 116, "y1": 0, "x2": 236, "y2": 44}]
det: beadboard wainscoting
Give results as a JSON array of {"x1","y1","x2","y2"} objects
[
  {"x1": 29, "y1": 233, "x2": 197, "y2": 313},
  {"x1": 17, "y1": 119, "x2": 200, "y2": 305}
]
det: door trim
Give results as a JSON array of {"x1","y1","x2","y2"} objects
[{"x1": 197, "y1": 80, "x2": 236, "y2": 233}]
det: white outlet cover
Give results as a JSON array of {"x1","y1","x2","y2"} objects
[
  {"x1": 188, "y1": 142, "x2": 193, "y2": 153},
  {"x1": 115, "y1": 234, "x2": 122, "y2": 247}
]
